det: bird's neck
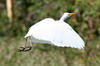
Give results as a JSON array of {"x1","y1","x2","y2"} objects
[
  {"x1": 59, "y1": 14, "x2": 68, "y2": 21},
  {"x1": 60, "y1": 16, "x2": 66, "y2": 21}
]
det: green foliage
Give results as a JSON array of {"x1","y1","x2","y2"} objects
[
  {"x1": 0, "y1": 37, "x2": 100, "y2": 66},
  {"x1": 0, "y1": 0, "x2": 100, "y2": 37}
]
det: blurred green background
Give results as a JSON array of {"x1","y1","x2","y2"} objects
[{"x1": 0, "y1": 0, "x2": 100, "y2": 66}]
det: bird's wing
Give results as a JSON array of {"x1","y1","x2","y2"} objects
[
  {"x1": 25, "y1": 18, "x2": 61, "y2": 44},
  {"x1": 24, "y1": 18, "x2": 56, "y2": 41},
  {"x1": 51, "y1": 21, "x2": 85, "y2": 49}
]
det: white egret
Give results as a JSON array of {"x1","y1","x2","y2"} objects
[{"x1": 18, "y1": 12, "x2": 85, "y2": 51}]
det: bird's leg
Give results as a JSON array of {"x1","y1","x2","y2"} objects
[
  {"x1": 24, "y1": 37, "x2": 32, "y2": 51},
  {"x1": 18, "y1": 37, "x2": 32, "y2": 52},
  {"x1": 18, "y1": 38, "x2": 27, "y2": 52}
]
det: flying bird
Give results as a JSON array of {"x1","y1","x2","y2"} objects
[{"x1": 18, "y1": 12, "x2": 85, "y2": 52}]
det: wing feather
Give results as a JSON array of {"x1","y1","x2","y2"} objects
[
  {"x1": 25, "y1": 18, "x2": 56, "y2": 44},
  {"x1": 51, "y1": 21, "x2": 85, "y2": 49}
]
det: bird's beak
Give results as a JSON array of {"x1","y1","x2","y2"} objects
[{"x1": 69, "y1": 13, "x2": 76, "y2": 15}]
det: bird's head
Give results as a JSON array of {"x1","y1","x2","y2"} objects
[
  {"x1": 64, "y1": 13, "x2": 76, "y2": 17},
  {"x1": 60, "y1": 13, "x2": 76, "y2": 21}
]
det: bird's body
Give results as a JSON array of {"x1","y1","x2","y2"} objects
[{"x1": 22, "y1": 13, "x2": 85, "y2": 51}]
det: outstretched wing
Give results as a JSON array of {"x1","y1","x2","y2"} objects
[
  {"x1": 25, "y1": 18, "x2": 57, "y2": 44},
  {"x1": 25, "y1": 18, "x2": 54, "y2": 38},
  {"x1": 25, "y1": 18, "x2": 59, "y2": 44},
  {"x1": 51, "y1": 21, "x2": 85, "y2": 49}
]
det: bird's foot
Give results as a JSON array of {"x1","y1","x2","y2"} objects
[{"x1": 18, "y1": 46, "x2": 32, "y2": 52}]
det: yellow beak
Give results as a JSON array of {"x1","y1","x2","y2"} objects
[{"x1": 69, "y1": 13, "x2": 76, "y2": 15}]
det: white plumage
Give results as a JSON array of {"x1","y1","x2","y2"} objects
[{"x1": 25, "y1": 13, "x2": 85, "y2": 49}]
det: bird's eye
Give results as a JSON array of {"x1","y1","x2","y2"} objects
[{"x1": 68, "y1": 14, "x2": 70, "y2": 16}]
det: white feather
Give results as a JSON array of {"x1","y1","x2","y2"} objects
[{"x1": 25, "y1": 13, "x2": 85, "y2": 49}]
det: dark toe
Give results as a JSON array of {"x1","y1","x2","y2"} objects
[
  {"x1": 18, "y1": 46, "x2": 32, "y2": 52},
  {"x1": 18, "y1": 47, "x2": 25, "y2": 52},
  {"x1": 24, "y1": 46, "x2": 32, "y2": 51}
]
